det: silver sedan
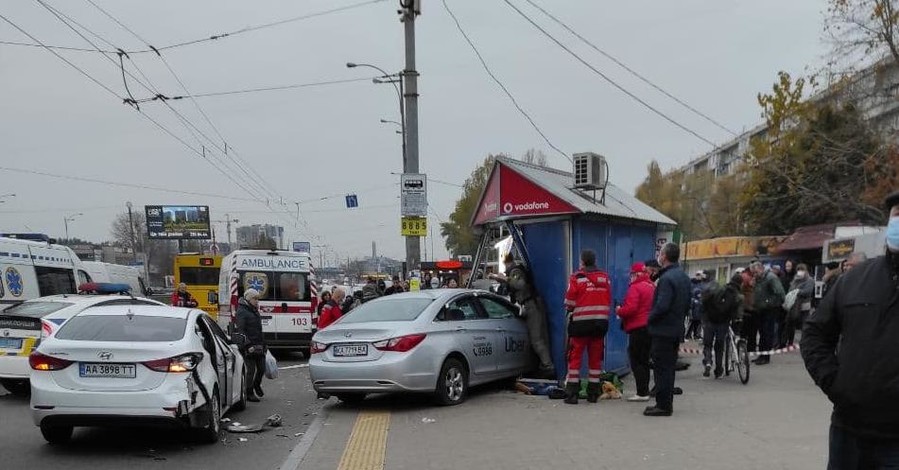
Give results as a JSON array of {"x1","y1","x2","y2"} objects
[{"x1": 309, "y1": 289, "x2": 533, "y2": 405}]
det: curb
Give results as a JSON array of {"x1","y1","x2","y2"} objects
[{"x1": 279, "y1": 403, "x2": 329, "y2": 470}]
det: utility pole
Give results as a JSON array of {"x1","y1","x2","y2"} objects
[
  {"x1": 401, "y1": 0, "x2": 422, "y2": 274},
  {"x1": 125, "y1": 203, "x2": 137, "y2": 263}
]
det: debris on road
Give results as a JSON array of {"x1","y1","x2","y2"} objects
[
  {"x1": 421, "y1": 417, "x2": 437, "y2": 424},
  {"x1": 227, "y1": 423, "x2": 264, "y2": 433}
]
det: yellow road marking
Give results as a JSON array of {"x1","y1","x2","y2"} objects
[{"x1": 337, "y1": 411, "x2": 391, "y2": 470}]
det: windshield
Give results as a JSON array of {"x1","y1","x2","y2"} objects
[
  {"x1": 2, "y1": 301, "x2": 73, "y2": 319},
  {"x1": 339, "y1": 298, "x2": 434, "y2": 323},
  {"x1": 55, "y1": 315, "x2": 187, "y2": 342},
  {"x1": 178, "y1": 267, "x2": 220, "y2": 286}
]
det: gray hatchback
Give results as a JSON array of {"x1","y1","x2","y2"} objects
[{"x1": 309, "y1": 289, "x2": 533, "y2": 405}]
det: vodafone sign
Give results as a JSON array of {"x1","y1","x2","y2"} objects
[
  {"x1": 497, "y1": 165, "x2": 577, "y2": 218},
  {"x1": 472, "y1": 162, "x2": 579, "y2": 225}
]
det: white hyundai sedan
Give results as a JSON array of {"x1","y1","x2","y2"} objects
[{"x1": 30, "y1": 305, "x2": 246, "y2": 444}]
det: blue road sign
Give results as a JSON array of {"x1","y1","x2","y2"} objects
[{"x1": 346, "y1": 194, "x2": 359, "y2": 209}]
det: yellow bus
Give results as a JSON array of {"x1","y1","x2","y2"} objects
[{"x1": 173, "y1": 253, "x2": 222, "y2": 318}]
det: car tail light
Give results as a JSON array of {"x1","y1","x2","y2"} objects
[
  {"x1": 373, "y1": 334, "x2": 427, "y2": 353},
  {"x1": 143, "y1": 353, "x2": 202, "y2": 373},
  {"x1": 310, "y1": 341, "x2": 328, "y2": 354},
  {"x1": 29, "y1": 352, "x2": 73, "y2": 371}
]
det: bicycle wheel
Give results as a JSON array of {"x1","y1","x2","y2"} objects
[{"x1": 737, "y1": 339, "x2": 750, "y2": 384}]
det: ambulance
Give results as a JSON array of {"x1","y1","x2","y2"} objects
[
  {"x1": 0, "y1": 234, "x2": 92, "y2": 310},
  {"x1": 218, "y1": 250, "x2": 317, "y2": 356}
]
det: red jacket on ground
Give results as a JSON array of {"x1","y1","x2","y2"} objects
[
  {"x1": 617, "y1": 272, "x2": 655, "y2": 332},
  {"x1": 318, "y1": 301, "x2": 343, "y2": 330},
  {"x1": 564, "y1": 268, "x2": 612, "y2": 336}
]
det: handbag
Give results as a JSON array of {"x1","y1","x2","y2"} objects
[
  {"x1": 783, "y1": 289, "x2": 799, "y2": 311},
  {"x1": 264, "y1": 350, "x2": 279, "y2": 380}
]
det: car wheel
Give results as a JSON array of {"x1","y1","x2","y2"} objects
[
  {"x1": 434, "y1": 358, "x2": 468, "y2": 406},
  {"x1": 40, "y1": 424, "x2": 73, "y2": 444},
  {"x1": 231, "y1": 369, "x2": 247, "y2": 412},
  {"x1": 196, "y1": 387, "x2": 222, "y2": 444},
  {"x1": 335, "y1": 393, "x2": 367, "y2": 404},
  {"x1": 0, "y1": 378, "x2": 30, "y2": 397}
]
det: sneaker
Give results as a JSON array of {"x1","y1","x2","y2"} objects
[
  {"x1": 247, "y1": 394, "x2": 260, "y2": 403},
  {"x1": 627, "y1": 395, "x2": 650, "y2": 402},
  {"x1": 714, "y1": 367, "x2": 724, "y2": 379},
  {"x1": 703, "y1": 365, "x2": 711, "y2": 378}
]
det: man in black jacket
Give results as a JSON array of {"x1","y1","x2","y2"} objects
[
  {"x1": 802, "y1": 191, "x2": 899, "y2": 469},
  {"x1": 644, "y1": 243, "x2": 691, "y2": 417},
  {"x1": 235, "y1": 288, "x2": 265, "y2": 402}
]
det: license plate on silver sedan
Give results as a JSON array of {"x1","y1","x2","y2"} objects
[
  {"x1": 79, "y1": 363, "x2": 137, "y2": 378},
  {"x1": 332, "y1": 344, "x2": 369, "y2": 357}
]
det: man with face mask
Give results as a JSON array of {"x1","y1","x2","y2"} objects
[
  {"x1": 782, "y1": 263, "x2": 814, "y2": 348},
  {"x1": 235, "y1": 288, "x2": 265, "y2": 402},
  {"x1": 490, "y1": 253, "x2": 554, "y2": 379},
  {"x1": 802, "y1": 191, "x2": 899, "y2": 469}
]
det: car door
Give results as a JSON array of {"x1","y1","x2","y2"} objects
[
  {"x1": 203, "y1": 316, "x2": 240, "y2": 406},
  {"x1": 442, "y1": 294, "x2": 497, "y2": 378},
  {"x1": 477, "y1": 295, "x2": 529, "y2": 374},
  {"x1": 195, "y1": 315, "x2": 229, "y2": 406}
]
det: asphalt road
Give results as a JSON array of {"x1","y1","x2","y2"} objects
[{"x1": 0, "y1": 351, "x2": 318, "y2": 470}]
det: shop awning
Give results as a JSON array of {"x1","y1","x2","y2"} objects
[{"x1": 777, "y1": 224, "x2": 839, "y2": 251}]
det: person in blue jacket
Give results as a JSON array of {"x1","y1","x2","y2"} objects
[{"x1": 644, "y1": 243, "x2": 692, "y2": 417}]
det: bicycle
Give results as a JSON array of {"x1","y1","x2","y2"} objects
[{"x1": 723, "y1": 320, "x2": 750, "y2": 384}]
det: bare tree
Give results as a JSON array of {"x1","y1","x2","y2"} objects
[
  {"x1": 521, "y1": 148, "x2": 548, "y2": 167},
  {"x1": 826, "y1": 0, "x2": 899, "y2": 71}
]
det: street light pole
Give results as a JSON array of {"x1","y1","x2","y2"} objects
[
  {"x1": 63, "y1": 212, "x2": 83, "y2": 240},
  {"x1": 126, "y1": 202, "x2": 137, "y2": 263},
  {"x1": 401, "y1": 1, "x2": 422, "y2": 273}
]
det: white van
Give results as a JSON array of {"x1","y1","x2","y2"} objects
[
  {"x1": 0, "y1": 234, "x2": 92, "y2": 310},
  {"x1": 81, "y1": 261, "x2": 149, "y2": 296},
  {"x1": 218, "y1": 250, "x2": 317, "y2": 354}
]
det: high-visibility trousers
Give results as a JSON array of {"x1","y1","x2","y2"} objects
[{"x1": 567, "y1": 336, "x2": 604, "y2": 384}]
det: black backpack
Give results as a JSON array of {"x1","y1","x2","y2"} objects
[{"x1": 702, "y1": 283, "x2": 739, "y2": 324}]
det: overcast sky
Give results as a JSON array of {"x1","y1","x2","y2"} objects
[{"x1": 0, "y1": 0, "x2": 827, "y2": 263}]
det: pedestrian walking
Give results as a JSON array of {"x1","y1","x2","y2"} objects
[
  {"x1": 644, "y1": 243, "x2": 691, "y2": 417},
  {"x1": 801, "y1": 190, "x2": 899, "y2": 469},
  {"x1": 616, "y1": 262, "x2": 655, "y2": 402},
  {"x1": 750, "y1": 261, "x2": 785, "y2": 365},
  {"x1": 562, "y1": 250, "x2": 611, "y2": 404},
  {"x1": 234, "y1": 288, "x2": 265, "y2": 402},
  {"x1": 701, "y1": 274, "x2": 743, "y2": 379},
  {"x1": 491, "y1": 253, "x2": 555, "y2": 378},
  {"x1": 318, "y1": 287, "x2": 345, "y2": 330},
  {"x1": 686, "y1": 272, "x2": 704, "y2": 341}
]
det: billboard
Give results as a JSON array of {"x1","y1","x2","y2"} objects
[
  {"x1": 145, "y1": 205, "x2": 211, "y2": 240},
  {"x1": 292, "y1": 241, "x2": 311, "y2": 253}
]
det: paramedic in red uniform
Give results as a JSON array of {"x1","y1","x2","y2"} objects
[
  {"x1": 318, "y1": 287, "x2": 345, "y2": 330},
  {"x1": 563, "y1": 250, "x2": 611, "y2": 404}
]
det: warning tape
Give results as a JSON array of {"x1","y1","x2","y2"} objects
[{"x1": 679, "y1": 343, "x2": 800, "y2": 358}]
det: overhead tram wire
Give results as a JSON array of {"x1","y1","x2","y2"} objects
[
  {"x1": 83, "y1": 0, "x2": 284, "y2": 207},
  {"x1": 35, "y1": 0, "x2": 273, "y2": 204},
  {"x1": 501, "y1": 0, "x2": 719, "y2": 148},
  {"x1": 521, "y1": 0, "x2": 738, "y2": 137},
  {"x1": 11, "y1": 8, "x2": 269, "y2": 207},
  {"x1": 133, "y1": 77, "x2": 374, "y2": 101},
  {"x1": 441, "y1": 0, "x2": 571, "y2": 164},
  {"x1": 0, "y1": 166, "x2": 260, "y2": 202},
  {"x1": 1, "y1": 0, "x2": 388, "y2": 55}
]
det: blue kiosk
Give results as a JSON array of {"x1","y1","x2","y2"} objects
[{"x1": 469, "y1": 156, "x2": 676, "y2": 379}]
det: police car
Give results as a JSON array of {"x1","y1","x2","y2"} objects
[{"x1": 0, "y1": 283, "x2": 163, "y2": 396}]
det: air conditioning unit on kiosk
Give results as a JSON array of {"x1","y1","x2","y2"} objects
[{"x1": 572, "y1": 152, "x2": 607, "y2": 190}]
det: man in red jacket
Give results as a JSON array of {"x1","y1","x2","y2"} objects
[
  {"x1": 318, "y1": 287, "x2": 345, "y2": 330},
  {"x1": 563, "y1": 250, "x2": 611, "y2": 404},
  {"x1": 616, "y1": 262, "x2": 655, "y2": 402}
]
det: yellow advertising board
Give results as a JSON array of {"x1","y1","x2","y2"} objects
[
  {"x1": 684, "y1": 236, "x2": 784, "y2": 260},
  {"x1": 401, "y1": 217, "x2": 427, "y2": 237}
]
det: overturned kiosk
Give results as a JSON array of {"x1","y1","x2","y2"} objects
[{"x1": 467, "y1": 155, "x2": 676, "y2": 380}]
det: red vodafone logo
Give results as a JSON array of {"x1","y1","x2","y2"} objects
[{"x1": 503, "y1": 201, "x2": 550, "y2": 214}]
